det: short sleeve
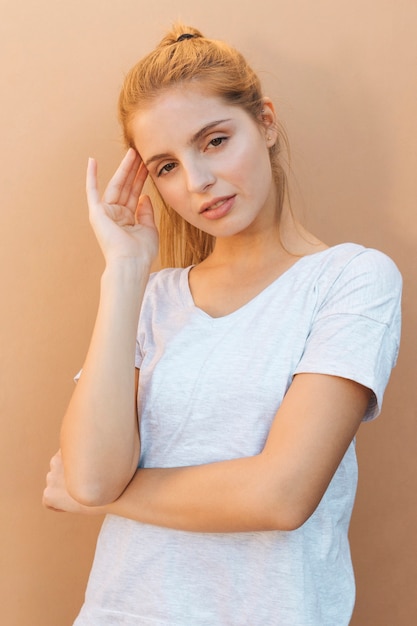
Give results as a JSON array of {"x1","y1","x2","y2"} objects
[
  {"x1": 135, "y1": 340, "x2": 143, "y2": 370},
  {"x1": 134, "y1": 272, "x2": 156, "y2": 370},
  {"x1": 294, "y1": 249, "x2": 402, "y2": 420}
]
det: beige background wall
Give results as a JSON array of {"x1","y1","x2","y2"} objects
[{"x1": 1, "y1": 1, "x2": 416, "y2": 624}]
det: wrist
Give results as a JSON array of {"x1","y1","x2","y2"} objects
[{"x1": 101, "y1": 257, "x2": 152, "y2": 289}]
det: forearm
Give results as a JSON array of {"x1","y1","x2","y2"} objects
[
  {"x1": 100, "y1": 455, "x2": 282, "y2": 532},
  {"x1": 60, "y1": 259, "x2": 150, "y2": 505}
]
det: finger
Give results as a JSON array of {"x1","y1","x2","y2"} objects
[
  {"x1": 136, "y1": 194, "x2": 156, "y2": 230},
  {"x1": 50, "y1": 451, "x2": 63, "y2": 471},
  {"x1": 86, "y1": 157, "x2": 100, "y2": 209},
  {"x1": 46, "y1": 471, "x2": 60, "y2": 490},
  {"x1": 44, "y1": 501, "x2": 65, "y2": 513},
  {"x1": 117, "y1": 153, "x2": 144, "y2": 208},
  {"x1": 102, "y1": 148, "x2": 141, "y2": 205},
  {"x1": 124, "y1": 161, "x2": 149, "y2": 212},
  {"x1": 42, "y1": 487, "x2": 64, "y2": 511}
]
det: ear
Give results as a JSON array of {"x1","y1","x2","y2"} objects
[{"x1": 258, "y1": 97, "x2": 278, "y2": 148}]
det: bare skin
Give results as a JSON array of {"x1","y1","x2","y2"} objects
[
  {"x1": 58, "y1": 151, "x2": 158, "y2": 504},
  {"x1": 44, "y1": 86, "x2": 371, "y2": 532}
]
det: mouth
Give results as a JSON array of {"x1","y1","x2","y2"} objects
[{"x1": 199, "y1": 195, "x2": 236, "y2": 216}]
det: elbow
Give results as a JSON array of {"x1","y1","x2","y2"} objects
[
  {"x1": 252, "y1": 458, "x2": 321, "y2": 531},
  {"x1": 61, "y1": 446, "x2": 139, "y2": 507},
  {"x1": 67, "y1": 478, "x2": 122, "y2": 507},
  {"x1": 261, "y1": 504, "x2": 311, "y2": 532},
  {"x1": 64, "y1": 462, "x2": 134, "y2": 507},
  {"x1": 273, "y1": 506, "x2": 313, "y2": 531},
  {"x1": 70, "y1": 488, "x2": 112, "y2": 508},
  {"x1": 255, "y1": 482, "x2": 317, "y2": 532},
  {"x1": 262, "y1": 503, "x2": 314, "y2": 532}
]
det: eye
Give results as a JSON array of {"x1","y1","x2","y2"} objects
[
  {"x1": 157, "y1": 162, "x2": 177, "y2": 177},
  {"x1": 208, "y1": 136, "x2": 228, "y2": 149}
]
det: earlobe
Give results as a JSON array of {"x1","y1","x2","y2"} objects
[
  {"x1": 259, "y1": 97, "x2": 278, "y2": 146},
  {"x1": 265, "y1": 131, "x2": 277, "y2": 148}
]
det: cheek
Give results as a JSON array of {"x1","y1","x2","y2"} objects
[
  {"x1": 153, "y1": 178, "x2": 193, "y2": 221},
  {"x1": 230, "y1": 133, "x2": 269, "y2": 176},
  {"x1": 152, "y1": 177, "x2": 184, "y2": 206},
  {"x1": 230, "y1": 144, "x2": 273, "y2": 195}
]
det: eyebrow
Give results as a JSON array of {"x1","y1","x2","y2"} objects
[{"x1": 144, "y1": 119, "x2": 232, "y2": 167}]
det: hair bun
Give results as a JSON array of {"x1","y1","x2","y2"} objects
[
  {"x1": 159, "y1": 23, "x2": 204, "y2": 47},
  {"x1": 176, "y1": 33, "x2": 198, "y2": 42}
]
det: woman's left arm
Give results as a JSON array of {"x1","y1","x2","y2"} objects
[{"x1": 44, "y1": 372, "x2": 370, "y2": 532}]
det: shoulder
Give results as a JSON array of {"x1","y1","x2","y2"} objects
[
  {"x1": 139, "y1": 266, "x2": 193, "y2": 324},
  {"x1": 309, "y1": 243, "x2": 402, "y2": 333},
  {"x1": 339, "y1": 244, "x2": 401, "y2": 281},
  {"x1": 147, "y1": 266, "x2": 186, "y2": 286},
  {"x1": 145, "y1": 266, "x2": 191, "y2": 297},
  {"x1": 313, "y1": 243, "x2": 402, "y2": 297},
  {"x1": 314, "y1": 242, "x2": 400, "y2": 276}
]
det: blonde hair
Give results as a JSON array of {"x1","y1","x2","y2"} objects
[{"x1": 119, "y1": 24, "x2": 289, "y2": 267}]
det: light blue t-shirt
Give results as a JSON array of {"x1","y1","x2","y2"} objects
[{"x1": 74, "y1": 243, "x2": 401, "y2": 626}]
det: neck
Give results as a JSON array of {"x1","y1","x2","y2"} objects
[
  {"x1": 211, "y1": 224, "x2": 284, "y2": 269},
  {"x1": 205, "y1": 211, "x2": 326, "y2": 275}
]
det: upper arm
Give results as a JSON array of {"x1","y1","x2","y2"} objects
[
  {"x1": 259, "y1": 372, "x2": 371, "y2": 529},
  {"x1": 135, "y1": 367, "x2": 140, "y2": 424},
  {"x1": 257, "y1": 252, "x2": 401, "y2": 529}
]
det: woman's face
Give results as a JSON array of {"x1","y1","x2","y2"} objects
[{"x1": 130, "y1": 84, "x2": 278, "y2": 238}]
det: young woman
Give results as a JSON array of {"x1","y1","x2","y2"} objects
[{"x1": 43, "y1": 24, "x2": 402, "y2": 625}]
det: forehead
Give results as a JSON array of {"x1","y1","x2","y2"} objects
[{"x1": 129, "y1": 84, "x2": 253, "y2": 150}]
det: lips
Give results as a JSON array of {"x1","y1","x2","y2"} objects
[{"x1": 199, "y1": 195, "x2": 236, "y2": 219}]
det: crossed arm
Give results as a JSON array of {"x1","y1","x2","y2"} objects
[{"x1": 45, "y1": 371, "x2": 370, "y2": 532}]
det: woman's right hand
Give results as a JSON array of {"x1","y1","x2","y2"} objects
[{"x1": 86, "y1": 148, "x2": 159, "y2": 266}]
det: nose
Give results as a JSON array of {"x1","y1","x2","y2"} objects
[{"x1": 184, "y1": 156, "x2": 216, "y2": 193}]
